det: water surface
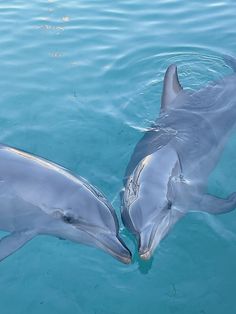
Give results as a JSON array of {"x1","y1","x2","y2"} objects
[{"x1": 0, "y1": 0, "x2": 236, "y2": 313}]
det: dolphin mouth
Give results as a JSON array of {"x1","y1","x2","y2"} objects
[
  {"x1": 138, "y1": 213, "x2": 171, "y2": 260},
  {"x1": 97, "y1": 235, "x2": 132, "y2": 264},
  {"x1": 139, "y1": 242, "x2": 154, "y2": 261},
  {"x1": 139, "y1": 249, "x2": 152, "y2": 261},
  {"x1": 77, "y1": 225, "x2": 132, "y2": 264},
  {"x1": 138, "y1": 224, "x2": 158, "y2": 260}
]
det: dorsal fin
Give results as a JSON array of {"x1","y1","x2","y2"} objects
[{"x1": 161, "y1": 64, "x2": 183, "y2": 112}]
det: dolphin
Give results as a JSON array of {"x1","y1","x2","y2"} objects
[
  {"x1": 0, "y1": 144, "x2": 131, "y2": 263},
  {"x1": 122, "y1": 58, "x2": 236, "y2": 260}
]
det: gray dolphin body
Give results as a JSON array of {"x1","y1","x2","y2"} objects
[
  {"x1": 0, "y1": 145, "x2": 131, "y2": 263},
  {"x1": 122, "y1": 59, "x2": 236, "y2": 260}
]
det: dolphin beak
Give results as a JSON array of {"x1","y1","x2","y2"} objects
[
  {"x1": 70, "y1": 222, "x2": 132, "y2": 264},
  {"x1": 98, "y1": 234, "x2": 132, "y2": 264},
  {"x1": 138, "y1": 224, "x2": 155, "y2": 260},
  {"x1": 139, "y1": 248, "x2": 152, "y2": 260},
  {"x1": 138, "y1": 213, "x2": 171, "y2": 260}
]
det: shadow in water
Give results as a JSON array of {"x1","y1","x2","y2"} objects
[
  {"x1": 137, "y1": 254, "x2": 154, "y2": 274},
  {"x1": 122, "y1": 229, "x2": 154, "y2": 274}
]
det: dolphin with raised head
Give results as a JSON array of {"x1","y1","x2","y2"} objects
[
  {"x1": 0, "y1": 144, "x2": 131, "y2": 263},
  {"x1": 122, "y1": 57, "x2": 236, "y2": 260}
]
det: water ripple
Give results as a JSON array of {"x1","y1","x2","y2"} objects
[{"x1": 0, "y1": 0, "x2": 236, "y2": 313}]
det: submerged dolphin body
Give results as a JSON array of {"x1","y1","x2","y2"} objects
[
  {"x1": 0, "y1": 145, "x2": 131, "y2": 263},
  {"x1": 122, "y1": 59, "x2": 236, "y2": 260}
]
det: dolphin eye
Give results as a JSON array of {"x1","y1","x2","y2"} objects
[
  {"x1": 62, "y1": 214, "x2": 75, "y2": 224},
  {"x1": 167, "y1": 201, "x2": 172, "y2": 210}
]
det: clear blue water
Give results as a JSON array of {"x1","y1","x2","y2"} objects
[{"x1": 0, "y1": 0, "x2": 236, "y2": 313}]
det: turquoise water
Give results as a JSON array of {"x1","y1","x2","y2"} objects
[{"x1": 0, "y1": 0, "x2": 236, "y2": 313}]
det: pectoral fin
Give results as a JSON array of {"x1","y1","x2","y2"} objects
[
  {"x1": 197, "y1": 192, "x2": 236, "y2": 215},
  {"x1": 161, "y1": 64, "x2": 183, "y2": 112},
  {"x1": 0, "y1": 230, "x2": 37, "y2": 262}
]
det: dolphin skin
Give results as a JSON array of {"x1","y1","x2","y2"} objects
[
  {"x1": 0, "y1": 144, "x2": 131, "y2": 263},
  {"x1": 122, "y1": 58, "x2": 236, "y2": 260}
]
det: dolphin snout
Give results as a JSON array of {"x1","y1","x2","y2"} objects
[
  {"x1": 99, "y1": 234, "x2": 132, "y2": 264},
  {"x1": 139, "y1": 249, "x2": 152, "y2": 260},
  {"x1": 138, "y1": 213, "x2": 171, "y2": 260},
  {"x1": 138, "y1": 224, "x2": 155, "y2": 260}
]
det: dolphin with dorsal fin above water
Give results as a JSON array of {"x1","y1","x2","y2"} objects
[
  {"x1": 122, "y1": 58, "x2": 236, "y2": 260},
  {"x1": 0, "y1": 144, "x2": 131, "y2": 263}
]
